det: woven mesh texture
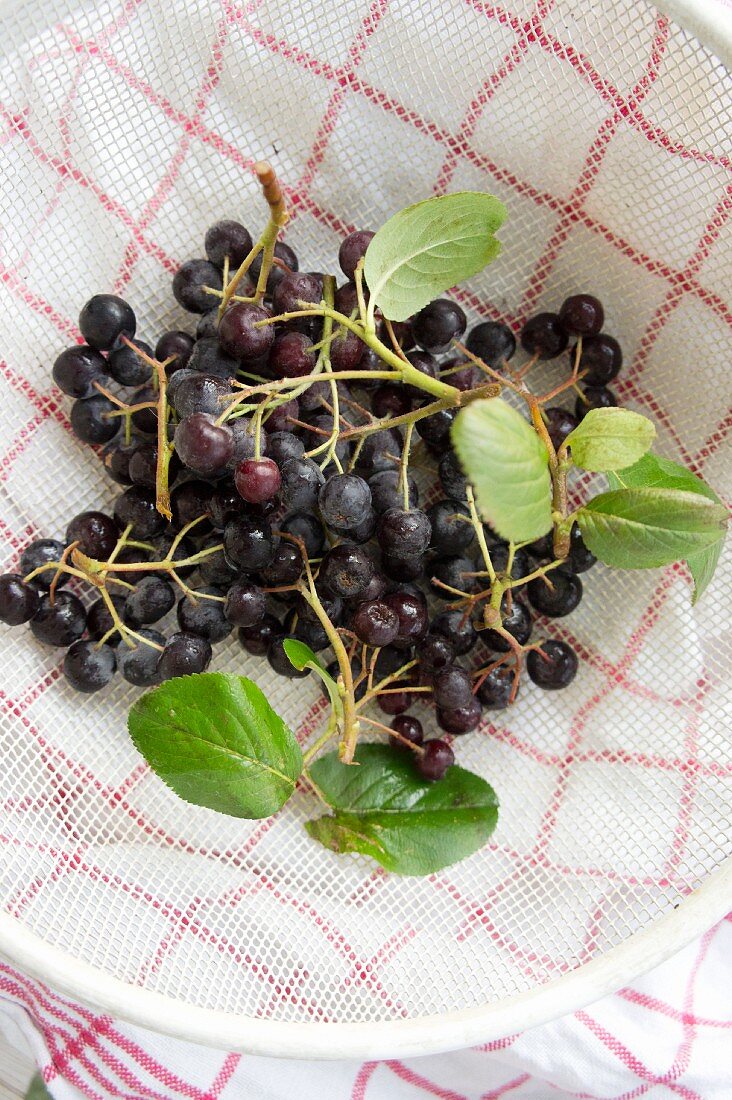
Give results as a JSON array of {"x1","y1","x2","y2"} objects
[{"x1": 0, "y1": 0, "x2": 730, "y2": 1028}]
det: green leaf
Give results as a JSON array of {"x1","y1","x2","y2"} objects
[
  {"x1": 128, "y1": 673, "x2": 302, "y2": 819},
  {"x1": 564, "y1": 408, "x2": 656, "y2": 471},
  {"x1": 451, "y1": 397, "x2": 552, "y2": 542},
  {"x1": 608, "y1": 454, "x2": 726, "y2": 602},
  {"x1": 576, "y1": 488, "x2": 727, "y2": 571},
  {"x1": 306, "y1": 744, "x2": 499, "y2": 875},
  {"x1": 607, "y1": 452, "x2": 719, "y2": 500},
  {"x1": 283, "y1": 637, "x2": 343, "y2": 717},
  {"x1": 363, "y1": 192, "x2": 506, "y2": 322}
]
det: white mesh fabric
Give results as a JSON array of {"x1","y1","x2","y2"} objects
[{"x1": 0, "y1": 0, "x2": 730, "y2": 1029}]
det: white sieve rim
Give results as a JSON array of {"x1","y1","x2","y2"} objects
[
  {"x1": 656, "y1": 0, "x2": 732, "y2": 67},
  {"x1": 0, "y1": 860, "x2": 729, "y2": 1059}
]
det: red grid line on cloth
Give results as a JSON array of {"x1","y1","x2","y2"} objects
[
  {"x1": 434, "y1": 0, "x2": 554, "y2": 193},
  {"x1": 624, "y1": 186, "x2": 732, "y2": 392},
  {"x1": 0, "y1": 0, "x2": 726, "y2": 1060},
  {"x1": 517, "y1": 13, "x2": 672, "y2": 320},
  {"x1": 63, "y1": 0, "x2": 730, "y2": 330}
]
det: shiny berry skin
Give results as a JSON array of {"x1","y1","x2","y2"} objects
[
  {"x1": 465, "y1": 321, "x2": 516, "y2": 366},
  {"x1": 223, "y1": 515, "x2": 275, "y2": 572},
  {"x1": 238, "y1": 613, "x2": 284, "y2": 656},
  {"x1": 0, "y1": 573, "x2": 40, "y2": 625},
  {"x1": 272, "y1": 271, "x2": 323, "y2": 316},
  {"x1": 528, "y1": 571, "x2": 582, "y2": 617},
  {"x1": 19, "y1": 539, "x2": 67, "y2": 590},
  {"x1": 108, "y1": 339, "x2": 154, "y2": 387},
  {"x1": 173, "y1": 259, "x2": 223, "y2": 313},
  {"x1": 520, "y1": 313, "x2": 568, "y2": 359},
  {"x1": 377, "y1": 508, "x2": 432, "y2": 556},
  {"x1": 384, "y1": 589, "x2": 429, "y2": 649},
  {"x1": 66, "y1": 511, "x2": 119, "y2": 559},
  {"x1": 87, "y1": 594, "x2": 125, "y2": 642},
  {"x1": 205, "y1": 219, "x2": 253, "y2": 268},
  {"x1": 566, "y1": 525, "x2": 596, "y2": 573},
  {"x1": 430, "y1": 555, "x2": 478, "y2": 597},
  {"x1": 416, "y1": 739, "x2": 454, "y2": 781},
  {"x1": 319, "y1": 474, "x2": 371, "y2": 532},
  {"x1": 527, "y1": 639, "x2": 578, "y2": 689},
  {"x1": 30, "y1": 591, "x2": 86, "y2": 646},
  {"x1": 369, "y1": 470, "x2": 418, "y2": 514},
  {"x1": 575, "y1": 385, "x2": 617, "y2": 420},
  {"x1": 427, "y1": 499, "x2": 473, "y2": 554},
  {"x1": 377, "y1": 683, "x2": 412, "y2": 715},
  {"x1": 417, "y1": 634, "x2": 455, "y2": 673},
  {"x1": 70, "y1": 395, "x2": 118, "y2": 444},
  {"x1": 114, "y1": 486, "x2": 166, "y2": 540},
  {"x1": 330, "y1": 329, "x2": 364, "y2": 371},
  {"x1": 412, "y1": 299, "x2": 466, "y2": 353},
  {"x1": 371, "y1": 383, "x2": 412, "y2": 419},
  {"x1": 351, "y1": 599, "x2": 399, "y2": 646},
  {"x1": 155, "y1": 330, "x2": 195, "y2": 371},
  {"x1": 381, "y1": 551, "x2": 423, "y2": 583},
  {"x1": 558, "y1": 294, "x2": 604, "y2": 336},
  {"x1": 573, "y1": 334, "x2": 623, "y2": 385},
  {"x1": 124, "y1": 575, "x2": 175, "y2": 626},
  {"x1": 63, "y1": 640, "x2": 116, "y2": 693},
  {"x1": 235, "y1": 457, "x2": 282, "y2": 504},
  {"x1": 53, "y1": 345, "x2": 107, "y2": 398},
  {"x1": 262, "y1": 543, "x2": 304, "y2": 588},
  {"x1": 430, "y1": 610, "x2": 478, "y2": 655},
  {"x1": 249, "y1": 240, "x2": 298, "y2": 295},
  {"x1": 269, "y1": 330, "x2": 316, "y2": 378},
  {"x1": 437, "y1": 697, "x2": 482, "y2": 735},
  {"x1": 483, "y1": 598, "x2": 533, "y2": 651},
  {"x1": 432, "y1": 666, "x2": 473, "y2": 709},
  {"x1": 280, "y1": 512, "x2": 324, "y2": 558},
  {"x1": 477, "y1": 665, "x2": 515, "y2": 709},
  {"x1": 543, "y1": 406, "x2": 578, "y2": 451},
  {"x1": 175, "y1": 413, "x2": 234, "y2": 477},
  {"x1": 218, "y1": 302, "x2": 274, "y2": 361},
  {"x1": 79, "y1": 294, "x2": 136, "y2": 349},
  {"x1": 338, "y1": 230, "x2": 374, "y2": 281},
  {"x1": 279, "y1": 457, "x2": 323, "y2": 511},
  {"x1": 320, "y1": 544, "x2": 374, "y2": 599},
  {"x1": 177, "y1": 586, "x2": 232, "y2": 642},
  {"x1": 118, "y1": 629, "x2": 164, "y2": 686},
  {"x1": 157, "y1": 631, "x2": 212, "y2": 679},
  {"x1": 224, "y1": 581, "x2": 266, "y2": 627},
  {"x1": 439, "y1": 451, "x2": 467, "y2": 500},
  {"x1": 415, "y1": 407, "x2": 456, "y2": 452},
  {"x1": 170, "y1": 480, "x2": 214, "y2": 533},
  {"x1": 389, "y1": 714, "x2": 424, "y2": 751}
]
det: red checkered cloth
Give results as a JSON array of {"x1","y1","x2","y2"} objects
[
  {"x1": 1, "y1": 913, "x2": 731, "y2": 1098},
  {"x1": 0, "y1": 0, "x2": 731, "y2": 1094}
]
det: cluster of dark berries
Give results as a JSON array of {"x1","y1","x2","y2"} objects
[{"x1": 0, "y1": 215, "x2": 619, "y2": 784}]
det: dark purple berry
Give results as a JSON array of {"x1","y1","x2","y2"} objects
[
  {"x1": 389, "y1": 715, "x2": 424, "y2": 751},
  {"x1": 235, "y1": 457, "x2": 281, "y2": 504},
  {"x1": 218, "y1": 302, "x2": 274, "y2": 361},
  {"x1": 559, "y1": 294, "x2": 604, "y2": 336},
  {"x1": 79, "y1": 294, "x2": 136, "y2": 349},
  {"x1": 412, "y1": 299, "x2": 466, "y2": 352},
  {"x1": 415, "y1": 739, "x2": 454, "y2": 781},
  {"x1": 437, "y1": 697, "x2": 482, "y2": 734},
  {"x1": 338, "y1": 230, "x2": 374, "y2": 281},
  {"x1": 66, "y1": 511, "x2": 119, "y2": 559},
  {"x1": 465, "y1": 320, "x2": 516, "y2": 366},
  {"x1": 173, "y1": 259, "x2": 222, "y2": 313},
  {"x1": 575, "y1": 386, "x2": 617, "y2": 420},
  {"x1": 477, "y1": 665, "x2": 515, "y2": 709},
  {"x1": 30, "y1": 591, "x2": 86, "y2": 646},
  {"x1": 157, "y1": 631, "x2": 212, "y2": 679},
  {"x1": 528, "y1": 571, "x2": 582, "y2": 617},
  {"x1": 53, "y1": 345, "x2": 107, "y2": 398},
  {"x1": 520, "y1": 313, "x2": 568, "y2": 359},
  {"x1": 527, "y1": 639, "x2": 578, "y2": 689},
  {"x1": 205, "y1": 219, "x2": 253, "y2": 268},
  {"x1": 63, "y1": 640, "x2": 116, "y2": 693},
  {"x1": 0, "y1": 573, "x2": 40, "y2": 625},
  {"x1": 573, "y1": 334, "x2": 623, "y2": 386}
]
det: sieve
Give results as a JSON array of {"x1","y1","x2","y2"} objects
[{"x1": 0, "y1": 0, "x2": 730, "y2": 1060}]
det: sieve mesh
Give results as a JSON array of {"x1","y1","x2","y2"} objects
[{"x1": 0, "y1": 0, "x2": 730, "y2": 1030}]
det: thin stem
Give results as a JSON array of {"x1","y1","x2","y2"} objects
[
  {"x1": 302, "y1": 713, "x2": 339, "y2": 767},
  {"x1": 359, "y1": 715, "x2": 425, "y2": 755},
  {"x1": 466, "y1": 485, "x2": 496, "y2": 585},
  {"x1": 400, "y1": 422, "x2": 414, "y2": 510},
  {"x1": 259, "y1": 304, "x2": 461, "y2": 401},
  {"x1": 49, "y1": 541, "x2": 79, "y2": 605}
]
